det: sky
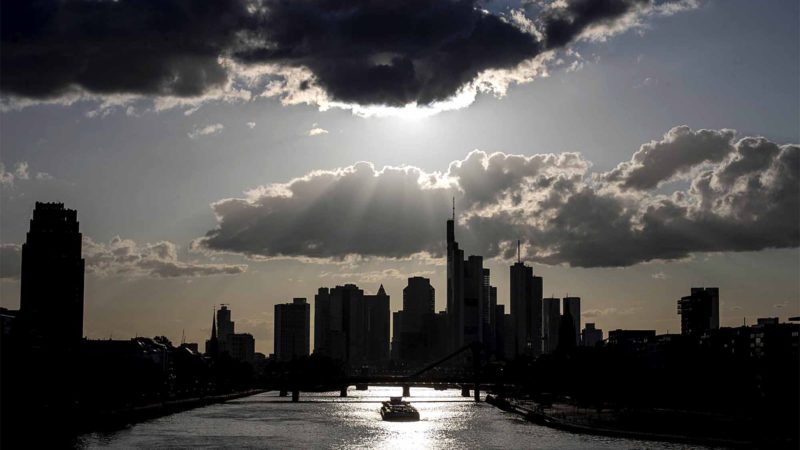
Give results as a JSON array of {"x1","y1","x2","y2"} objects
[{"x1": 1, "y1": 0, "x2": 798, "y2": 354}]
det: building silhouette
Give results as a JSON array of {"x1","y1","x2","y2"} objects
[
  {"x1": 445, "y1": 203, "x2": 489, "y2": 351},
  {"x1": 678, "y1": 287, "x2": 720, "y2": 336},
  {"x1": 562, "y1": 296, "x2": 581, "y2": 346},
  {"x1": 227, "y1": 333, "x2": 255, "y2": 363},
  {"x1": 582, "y1": 323, "x2": 603, "y2": 347},
  {"x1": 217, "y1": 304, "x2": 235, "y2": 351},
  {"x1": 314, "y1": 284, "x2": 389, "y2": 368},
  {"x1": 203, "y1": 305, "x2": 254, "y2": 362},
  {"x1": 205, "y1": 310, "x2": 219, "y2": 357},
  {"x1": 364, "y1": 285, "x2": 391, "y2": 364},
  {"x1": 509, "y1": 244, "x2": 543, "y2": 357},
  {"x1": 394, "y1": 277, "x2": 436, "y2": 362},
  {"x1": 274, "y1": 298, "x2": 310, "y2": 362},
  {"x1": 542, "y1": 297, "x2": 561, "y2": 354},
  {"x1": 20, "y1": 202, "x2": 85, "y2": 353}
]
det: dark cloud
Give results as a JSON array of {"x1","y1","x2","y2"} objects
[
  {"x1": 541, "y1": 0, "x2": 648, "y2": 48},
  {"x1": 1, "y1": 0, "x2": 662, "y2": 107},
  {"x1": 197, "y1": 127, "x2": 799, "y2": 267},
  {"x1": 1, "y1": 0, "x2": 253, "y2": 99}
]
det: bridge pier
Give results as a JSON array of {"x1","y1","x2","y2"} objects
[
  {"x1": 402, "y1": 384, "x2": 411, "y2": 397},
  {"x1": 461, "y1": 386, "x2": 470, "y2": 397},
  {"x1": 474, "y1": 383, "x2": 480, "y2": 402},
  {"x1": 340, "y1": 387, "x2": 348, "y2": 397},
  {"x1": 279, "y1": 389, "x2": 287, "y2": 397},
  {"x1": 291, "y1": 390, "x2": 299, "y2": 402}
]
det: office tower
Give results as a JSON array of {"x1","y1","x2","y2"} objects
[
  {"x1": 494, "y1": 304, "x2": 508, "y2": 359},
  {"x1": 509, "y1": 243, "x2": 543, "y2": 358},
  {"x1": 217, "y1": 304, "x2": 235, "y2": 352},
  {"x1": 314, "y1": 287, "x2": 332, "y2": 356},
  {"x1": 274, "y1": 298, "x2": 310, "y2": 362},
  {"x1": 314, "y1": 284, "x2": 388, "y2": 368},
  {"x1": 678, "y1": 287, "x2": 720, "y2": 336},
  {"x1": 542, "y1": 297, "x2": 561, "y2": 354},
  {"x1": 482, "y1": 278, "x2": 498, "y2": 357},
  {"x1": 446, "y1": 205, "x2": 465, "y2": 351},
  {"x1": 404, "y1": 277, "x2": 435, "y2": 318},
  {"x1": 563, "y1": 297, "x2": 581, "y2": 346},
  {"x1": 364, "y1": 285, "x2": 390, "y2": 364},
  {"x1": 20, "y1": 202, "x2": 85, "y2": 352},
  {"x1": 227, "y1": 333, "x2": 255, "y2": 363},
  {"x1": 582, "y1": 323, "x2": 603, "y2": 347},
  {"x1": 396, "y1": 277, "x2": 436, "y2": 362},
  {"x1": 446, "y1": 203, "x2": 485, "y2": 351}
]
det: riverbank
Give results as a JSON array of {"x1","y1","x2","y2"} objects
[
  {"x1": 83, "y1": 389, "x2": 266, "y2": 430},
  {"x1": 485, "y1": 395, "x2": 760, "y2": 448}
]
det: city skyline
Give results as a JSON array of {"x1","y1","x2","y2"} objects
[
  {"x1": 3, "y1": 201, "x2": 793, "y2": 361},
  {"x1": 1, "y1": 0, "x2": 798, "y2": 358}
]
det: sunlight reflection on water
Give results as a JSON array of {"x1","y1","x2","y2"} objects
[{"x1": 78, "y1": 387, "x2": 707, "y2": 449}]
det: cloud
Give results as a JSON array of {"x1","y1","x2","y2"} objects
[
  {"x1": 196, "y1": 126, "x2": 799, "y2": 267},
  {"x1": 1, "y1": 0, "x2": 696, "y2": 115},
  {"x1": 83, "y1": 236, "x2": 247, "y2": 278},
  {"x1": 651, "y1": 271, "x2": 668, "y2": 280},
  {"x1": 308, "y1": 124, "x2": 328, "y2": 136},
  {"x1": 0, "y1": 244, "x2": 22, "y2": 279},
  {"x1": 602, "y1": 126, "x2": 738, "y2": 190},
  {"x1": 188, "y1": 123, "x2": 224, "y2": 139},
  {"x1": 1, "y1": 161, "x2": 52, "y2": 186},
  {"x1": 246, "y1": 122, "x2": 256, "y2": 129}
]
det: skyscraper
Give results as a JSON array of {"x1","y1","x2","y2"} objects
[
  {"x1": 314, "y1": 284, "x2": 389, "y2": 368},
  {"x1": 20, "y1": 202, "x2": 85, "y2": 352},
  {"x1": 446, "y1": 205, "x2": 465, "y2": 350},
  {"x1": 542, "y1": 297, "x2": 561, "y2": 354},
  {"x1": 509, "y1": 243, "x2": 543, "y2": 357},
  {"x1": 217, "y1": 304, "x2": 234, "y2": 351},
  {"x1": 274, "y1": 298, "x2": 310, "y2": 361},
  {"x1": 446, "y1": 202, "x2": 485, "y2": 351},
  {"x1": 563, "y1": 297, "x2": 581, "y2": 346},
  {"x1": 364, "y1": 285, "x2": 390, "y2": 364},
  {"x1": 396, "y1": 277, "x2": 436, "y2": 362},
  {"x1": 678, "y1": 288, "x2": 720, "y2": 336}
]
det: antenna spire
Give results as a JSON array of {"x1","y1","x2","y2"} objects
[
  {"x1": 452, "y1": 197, "x2": 455, "y2": 221},
  {"x1": 517, "y1": 239, "x2": 521, "y2": 263}
]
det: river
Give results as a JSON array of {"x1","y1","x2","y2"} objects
[{"x1": 77, "y1": 387, "x2": 709, "y2": 449}]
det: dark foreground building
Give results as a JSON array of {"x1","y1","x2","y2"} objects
[{"x1": 20, "y1": 202, "x2": 85, "y2": 352}]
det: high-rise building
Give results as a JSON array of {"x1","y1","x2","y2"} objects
[
  {"x1": 510, "y1": 248, "x2": 543, "y2": 358},
  {"x1": 20, "y1": 202, "x2": 85, "y2": 352},
  {"x1": 395, "y1": 277, "x2": 436, "y2": 363},
  {"x1": 582, "y1": 323, "x2": 603, "y2": 347},
  {"x1": 364, "y1": 285, "x2": 390, "y2": 364},
  {"x1": 542, "y1": 297, "x2": 561, "y2": 354},
  {"x1": 217, "y1": 304, "x2": 235, "y2": 351},
  {"x1": 274, "y1": 298, "x2": 310, "y2": 362},
  {"x1": 227, "y1": 333, "x2": 255, "y2": 363},
  {"x1": 563, "y1": 297, "x2": 581, "y2": 346},
  {"x1": 205, "y1": 305, "x2": 255, "y2": 361},
  {"x1": 314, "y1": 284, "x2": 389, "y2": 368},
  {"x1": 678, "y1": 288, "x2": 720, "y2": 336},
  {"x1": 446, "y1": 204, "x2": 485, "y2": 351}
]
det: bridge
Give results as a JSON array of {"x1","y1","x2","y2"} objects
[{"x1": 275, "y1": 342, "x2": 496, "y2": 402}]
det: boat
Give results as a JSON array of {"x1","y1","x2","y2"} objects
[{"x1": 380, "y1": 397, "x2": 420, "y2": 422}]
